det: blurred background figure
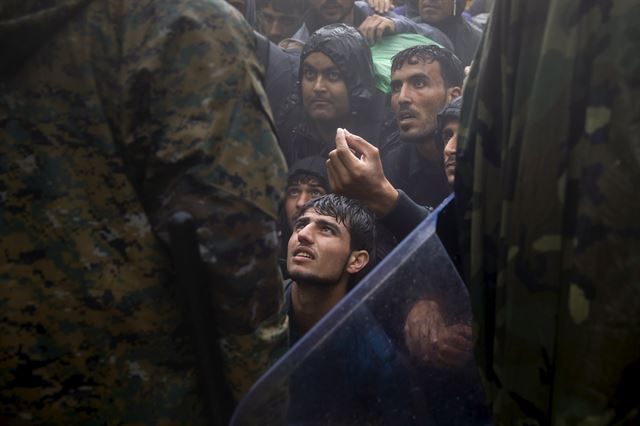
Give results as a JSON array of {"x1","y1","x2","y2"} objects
[
  {"x1": 457, "y1": 0, "x2": 640, "y2": 424},
  {"x1": 436, "y1": 96, "x2": 462, "y2": 186},
  {"x1": 256, "y1": 0, "x2": 306, "y2": 44}
]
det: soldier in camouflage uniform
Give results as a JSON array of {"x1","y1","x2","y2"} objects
[
  {"x1": 0, "y1": 0, "x2": 288, "y2": 423},
  {"x1": 456, "y1": 0, "x2": 640, "y2": 424}
]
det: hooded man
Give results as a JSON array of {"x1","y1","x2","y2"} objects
[
  {"x1": 277, "y1": 24, "x2": 386, "y2": 166},
  {"x1": 410, "y1": 0, "x2": 481, "y2": 65}
]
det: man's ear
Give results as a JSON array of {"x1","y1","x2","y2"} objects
[
  {"x1": 346, "y1": 250, "x2": 370, "y2": 275},
  {"x1": 447, "y1": 86, "x2": 462, "y2": 102}
]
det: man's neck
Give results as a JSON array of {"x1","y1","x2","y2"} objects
[
  {"x1": 416, "y1": 134, "x2": 441, "y2": 163},
  {"x1": 291, "y1": 280, "x2": 348, "y2": 334},
  {"x1": 314, "y1": 119, "x2": 351, "y2": 145}
]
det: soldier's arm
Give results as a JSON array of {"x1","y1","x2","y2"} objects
[{"x1": 120, "y1": 0, "x2": 288, "y2": 402}]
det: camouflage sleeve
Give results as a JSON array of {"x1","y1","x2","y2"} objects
[{"x1": 120, "y1": 0, "x2": 288, "y2": 401}]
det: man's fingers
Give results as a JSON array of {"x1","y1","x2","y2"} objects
[
  {"x1": 343, "y1": 129, "x2": 379, "y2": 158},
  {"x1": 335, "y1": 127, "x2": 349, "y2": 149},
  {"x1": 327, "y1": 147, "x2": 355, "y2": 186}
]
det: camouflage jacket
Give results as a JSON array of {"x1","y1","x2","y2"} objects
[
  {"x1": 456, "y1": 0, "x2": 640, "y2": 424},
  {"x1": 0, "y1": 0, "x2": 288, "y2": 423}
]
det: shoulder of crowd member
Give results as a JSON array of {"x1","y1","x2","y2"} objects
[
  {"x1": 122, "y1": 0, "x2": 286, "y2": 220},
  {"x1": 120, "y1": 0, "x2": 289, "y2": 400}
]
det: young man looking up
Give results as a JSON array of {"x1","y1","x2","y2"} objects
[{"x1": 286, "y1": 194, "x2": 374, "y2": 341}]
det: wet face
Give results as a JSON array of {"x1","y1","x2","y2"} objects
[
  {"x1": 308, "y1": 0, "x2": 355, "y2": 26},
  {"x1": 285, "y1": 177, "x2": 328, "y2": 227},
  {"x1": 418, "y1": 0, "x2": 455, "y2": 24},
  {"x1": 302, "y1": 52, "x2": 350, "y2": 127},
  {"x1": 258, "y1": 4, "x2": 301, "y2": 43},
  {"x1": 442, "y1": 118, "x2": 459, "y2": 186},
  {"x1": 287, "y1": 210, "x2": 352, "y2": 286},
  {"x1": 391, "y1": 59, "x2": 449, "y2": 143}
]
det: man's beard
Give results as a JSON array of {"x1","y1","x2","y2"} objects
[
  {"x1": 289, "y1": 256, "x2": 350, "y2": 288},
  {"x1": 290, "y1": 271, "x2": 342, "y2": 287}
]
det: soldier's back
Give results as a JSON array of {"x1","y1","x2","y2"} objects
[{"x1": 0, "y1": 0, "x2": 287, "y2": 423}]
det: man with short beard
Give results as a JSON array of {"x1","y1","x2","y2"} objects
[
  {"x1": 285, "y1": 194, "x2": 373, "y2": 342},
  {"x1": 327, "y1": 45, "x2": 463, "y2": 243},
  {"x1": 284, "y1": 194, "x2": 417, "y2": 424}
]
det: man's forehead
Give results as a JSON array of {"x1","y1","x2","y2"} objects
[
  {"x1": 303, "y1": 51, "x2": 338, "y2": 69},
  {"x1": 392, "y1": 57, "x2": 443, "y2": 80},
  {"x1": 288, "y1": 178, "x2": 324, "y2": 187},
  {"x1": 299, "y1": 209, "x2": 346, "y2": 228}
]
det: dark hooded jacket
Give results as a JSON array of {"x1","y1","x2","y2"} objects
[
  {"x1": 277, "y1": 24, "x2": 386, "y2": 166},
  {"x1": 409, "y1": 0, "x2": 482, "y2": 65}
]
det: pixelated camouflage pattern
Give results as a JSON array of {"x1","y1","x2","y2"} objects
[
  {"x1": 456, "y1": 0, "x2": 640, "y2": 424},
  {"x1": 0, "y1": 0, "x2": 288, "y2": 423}
]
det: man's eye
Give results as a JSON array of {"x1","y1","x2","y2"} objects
[
  {"x1": 414, "y1": 79, "x2": 426, "y2": 88},
  {"x1": 442, "y1": 130, "x2": 454, "y2": 141},
  {"x1": 287, "y1": 188, "x2": 300, "y2": 197},
  {"x1": 327, "y1": 71, "x2": 341, "y2": 82},
  {"x1": 311, "y1": 190, "x2": 324, "y2": 197},
  {"x1": 390, "y1": 83, "x2": 401, "y2": 94},
  {"x1": 303, "y1": 69, "x2": 316, "y2": 80},
  {"x1": 321, "y1": 226, "x2": 334, "y2": 234}
]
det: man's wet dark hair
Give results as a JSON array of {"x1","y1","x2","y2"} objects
[
  {"x1": 295, "y1": 194, "x2": 375, "y2": 254},
  {"x1": 391, "y1": 45, "x2": 464, "y2": 89}
]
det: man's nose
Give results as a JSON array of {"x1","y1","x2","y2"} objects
[
  {"x1": 296, "y1": 192, "x2": 312, "y2": 209},
  {"x1": 444, "y1": 135, "x2": 458, "y2": 156},
  {"x1": 269, "y1": 20, "x2": 283, "y2": 37},
  {"x1": 313, "y1": 76, "x2": 327, "y2": 92},
  {"x1": 297, "y1": 223, "x2": 314, "y2": 243},
  {"x1": 397, "y1": 84, "x2": 411, "y2": 104}
]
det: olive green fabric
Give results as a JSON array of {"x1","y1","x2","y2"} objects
[{"x1": 457, "y1": 0, "x2": 640, "y2": 424}]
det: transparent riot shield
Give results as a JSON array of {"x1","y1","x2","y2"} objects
[{"x1": 231, "y1": 195, "x2": 491, "y2": 425}]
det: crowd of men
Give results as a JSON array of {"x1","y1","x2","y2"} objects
[{"x1": 2, "y1": 0, "x2": 638, "y2": 424}]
